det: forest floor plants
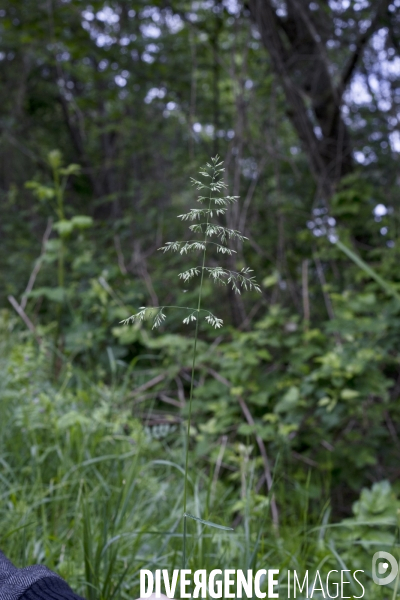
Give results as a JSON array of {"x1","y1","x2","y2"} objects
[
  {"x1": 1, "y1": 314, "x2": 400, "y2": 599},
  {"x1": 24, "y1": 151, "x2": 92, "y2": 376}
]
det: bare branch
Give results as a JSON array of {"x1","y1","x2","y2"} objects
[
  {"x1": 114, "y1": 235, "x2": 128, "y2": 275},
  {"x1": 206, "y1": 367, "x2": 279, "y2": 531},
  {"x1": 302, "y1": 259, "x2": 310, "y2": 325},
  {"x1": 338, "y1": 0, "x2": 389, "y2": 98},
  {"x1": 21, "y1": 218, "x2": 53, "y2": 310},
  {"x1": 8, "y1": 295, "x2": 42, "y2": 345},
  {"x1": 129, "y1": 373, "x2": 167, "y2": 398}
]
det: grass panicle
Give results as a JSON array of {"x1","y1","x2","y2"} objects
[{"x1": 122, "y1": 156, "x2": 261, "y2": 568}]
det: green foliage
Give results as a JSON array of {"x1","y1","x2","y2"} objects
[
  {"x1": 1, "y1": 0, "x2": 400, "y2": 593},
  {"x1": 1, "y1": 318, "x2": 400, "y2": 599}
]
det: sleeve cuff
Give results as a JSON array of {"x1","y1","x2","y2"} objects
[
  {"x1": 19, "y1": 577, "x2": 85, "y2": 600},
  {"x1": 0, "y1": 566, "x2": 65, "y2": 600}
]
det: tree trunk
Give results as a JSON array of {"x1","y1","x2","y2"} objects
[{"x1": 247, "y1": 0, "x2": 388, "y2": 200}]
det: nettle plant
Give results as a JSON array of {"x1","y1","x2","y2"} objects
[{"x1": 122, "y1": 156, "x2": 261, "y2": 565}]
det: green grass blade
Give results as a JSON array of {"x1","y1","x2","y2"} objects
[
  {"x1": 184, "y1": 512, "x2": 234, "y2": 531},
  {"x1": 151, "y1": 459, "x2": 188, "y2": 478},
  {"x1": 392, "y1": 562, "x2": 400, "y2": 600},
  {"x1": 335, "y1": 239, "x2": 400, "y2": 301}
]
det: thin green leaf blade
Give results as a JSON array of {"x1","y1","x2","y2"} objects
[
  {"x1": 335, "y1": 239, "x2": 400, "y2": 302},
  {"x1": 184, "y1": 512, "x2": 233, "y2": 531}
]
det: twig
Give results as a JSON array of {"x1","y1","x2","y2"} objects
[
  {"x1": 8, "y1": 295, "x2": 42, "y2": 345},
  {"x1": 175, "y1": 376, "x2": 186, "y2": 405},
  {"x1": 238, "y1": 157, "x2": 267, "y2": 239},
  {"x1": 131, "y1": 391, "x2": 163, "y2": 405},
  {"x1": 132, "y1": 241, "x2": 159, "y2": 307},
  {"x1": 21, "y1": 218, "x2": 53, "y2": 310},
  {"x1": 129, "y1": 373, "x2": 166, "y2": 397},
  {"x1": 188, "y1": 24, "x2": 198, "y2": 160},
  {"x1": 255, "y1": 472, "x2": 267, "y2": 494},
  {"x1": 139, "y1": 413, "x2": 182, "y2": 426},
  {"x1": 206, "y1": 367, "x2": 279, "y2": 532},
  {"x1": 290, "y1": 0, "x2": 337, "y2": 105},
  {"x1": 159, "y1": 393, "x2": 184, "y2": 408},
  {"x1": 321, "y1": 439, "x2": 334, "y2": 452},
  {"x1": 314, "y1": 254, "x2": 341, "y2": 348},
  {"x1": 114, "y1": 235, "x2": 128, "y2": 275},
  {"x1": 302, "y1": 259, "x2": 310, "y2": 326},
  {"x1": 292, "y1": 451, "x2": 318, "y2": 467},
  {"x1": 384, "y1": 410, "x2": 400, "y2": 448},
  {"x1": 237, "y1": 395, "x2": 279, "y2": 531},
  {"x1": 4, "y1": 133, "x2": 48, "y2": 167},
  {"x1": 98, "y1": 277, "x2": 126, "y2": 308},
  {"x1": 338, "y1": 0, "x2": 388, "y2": 98},
  {"x1": 239, "y1": 297, "x2": 265, "y2": 331},
  {"x1": 211, "y1": 434, "x2": 228, "y2": 505},
  {"x1": 314, "y1": 255, "x2": 335, "y2": 321},
  {"x1": 208, "y1": 334, "x2": 224, "y2": 353}
]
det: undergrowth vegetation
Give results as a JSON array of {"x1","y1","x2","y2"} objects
[
  {"x1": 2, "y1": 155, "x2": 400, "y2": 599},
  {"x1": 1, "y1": 313, "x2": 400, "y2": 600},
  {"x1": 1, "y1": 0, "x2": 400, "y2": 596}
]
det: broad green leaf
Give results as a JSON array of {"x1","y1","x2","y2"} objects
[
  {"x1": 71, "y1": 215, "x2": 93, "y2": 229},
  {"x1": 340, "y1": 388, "x2": 360, "y2": 400},
  {"x1": 230, "y1": 386, "x2": 243, "y2": 396},
  {"x1": 28, "y1": 286, "x2": 66, "y2": 303},
  {"x1": 25, "y1": 181, "x2": 55, "y2": 201},
  {"x1": 48, "y1": 149, "x2": 62, "y2": 169},
  {"x1": 60, "y1": 163, "x2": 81, "y2": 176},
  {"x1": 53, "y1": 219, "x2": 74, "y2": 236},
  {"x1": 275, "y1": 386, "x2": 299, "y2": 413},
  {"x1": 262, "y1": 272, "x2": 279, "y2": 288}
]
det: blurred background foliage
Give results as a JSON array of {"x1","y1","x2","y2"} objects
[{"x1": 1, "y1": 0, "x2": 400, "y2": 596}]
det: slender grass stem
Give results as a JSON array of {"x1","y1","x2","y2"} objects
[
  {"x1": 392, "y1": 558, "x2": 400, "y2": 600},
  {"x1": 122, "y1": 156, "x2": 261, "y2": 569},
  {"x1": 182, "y1": 168, "x2": 215, "y2": 568},
  {"x1": 53, "y1": 166, "x2": 65, "y2": 379}
]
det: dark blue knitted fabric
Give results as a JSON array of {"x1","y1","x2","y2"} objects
[
  {"x1": 0, "y1": 552, "x2": 84, "y2": 600},
  {"x1": 20, "y1": 578, "x2": 85, "y2": 600}
]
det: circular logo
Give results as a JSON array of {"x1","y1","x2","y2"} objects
[{"x1": 372, "y1": 551, "x2": 399, "y2": 586}]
